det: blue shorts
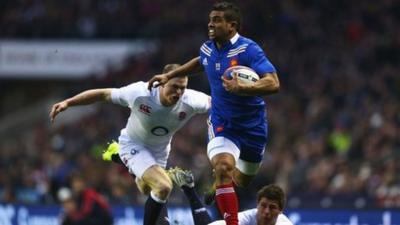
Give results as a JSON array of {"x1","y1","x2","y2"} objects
[{"x1": 207, "y1": 116, "x2": 268, "y2": 163}]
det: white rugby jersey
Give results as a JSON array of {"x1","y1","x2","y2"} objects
[
  {"x1": 111, "y1": 81, "x2": 210, "y2": 150},
  {"x1": 209, "y1": 209, "x2": 293, "y2": 225}
]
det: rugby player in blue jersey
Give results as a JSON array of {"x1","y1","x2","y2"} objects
[{"x1": 148, "y1": 2, "x2": 280, "y2": 225}]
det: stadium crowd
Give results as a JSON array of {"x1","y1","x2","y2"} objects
[{"x1": 0, "y1": 0, "x2": 399, "y2": 209}]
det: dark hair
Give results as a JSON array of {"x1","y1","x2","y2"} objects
[
  {"x1": 163, "y1": 64, "x2": 181, "y2": 73},
  {"x1": 257, "y1": 184, "x2": 286, "y2": 210},
  {"x1": 212, "y1": 1, "x2": 242, "y2": 31}
]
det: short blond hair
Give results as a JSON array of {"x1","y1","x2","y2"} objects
[{"x1": 163, "y1": 64, "x2": 181, "y2": 73}]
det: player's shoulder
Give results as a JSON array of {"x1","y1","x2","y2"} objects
[
  {"x1": 132, "y1": 81, "x2": 148, "y2": 89},
  {"x1": 277, "y1": 213, "x2": 294, "y2": 225},
  {"x1": 239, "y1": 208, "x2": 257, "y2": 217},
  {"x1": 119, "y1": 81, "x2": 149, "y2": 95},
  {"x1": 231, "y1": 36, "x2": 266, "y2": 62},
  {"x1": 182, "y1": 89, "x2": 209, "y2": 102},
  {"x1": 122, "y1": 81, "x2": 146, "y2": 88},
  {"x1": 200, "y1": 40, "x2": 214, "y2": 57},
  {"x1": 236, "y1": 36, "x2": 260, "y2": 50},
  {"x1": 182, "y1": 89, "x2": 209, "y2": 99},
  {"x1": 134, "y1": 81, "x2": 147, "y2": 88},
  {"x1": 228, "y1": 36, "x2": 259, "y2": 57},
  {"x1": 238, "y1": 35, "x2": 257, "y2": 45},
  {"x1": 238, "y1": 208, "x2": 257, "y2": 225},
  {"x1": 202, "y1": 40, "x2": 213, "y2": 47}
]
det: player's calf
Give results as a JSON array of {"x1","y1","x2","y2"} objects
[
  {"x1": 143, "y1": 166, "x2": 173, "y2": 200},
  {"x1": 233, "y1": 169, "x2": 255, "y2": 187},
  {"x1": 142, "y1": 166, "x2": 173, "y2": 225}
]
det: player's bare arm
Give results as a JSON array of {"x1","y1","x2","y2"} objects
[
  {"x1": 50, "y1": 89, "x2": 112, "y2": 123},
  {"x1": 222, "y1": 72, "x2": 280, "y2": 96},
  {"x1": 148, "y1": 57, "x2": 202, "y2": 90}
]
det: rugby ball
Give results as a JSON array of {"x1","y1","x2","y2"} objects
[{"x1": 223, "y1": 65, "x2": 260, "y2": 84}]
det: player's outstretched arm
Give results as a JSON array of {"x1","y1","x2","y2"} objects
[
  {"x1": 148, "y1": 57, "x2": 203, "y2": 90},
  {"x1": 49, "y1": 88, "x2": 112, "y2": 123}
]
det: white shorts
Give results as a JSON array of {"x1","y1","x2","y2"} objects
[
  {"x1": 207, "y1": 136, "x2": 261, "y2": 176},
  {"x1": 118, "y1": 131, "x2": 170, "y2": 179}
]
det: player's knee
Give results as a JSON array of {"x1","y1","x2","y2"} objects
[
  {"x1": 136, "y1": 178, "x2": 151, "y2": 195},
  {"x1": 214, "y1": 160, "x2": 234, "y2": 179},
  {"x1": 155, "y1": 184, "x2": 172, "y2": 199},
  {"x1": 153, "y1": 179, "x2": 173, "y2": 199}
]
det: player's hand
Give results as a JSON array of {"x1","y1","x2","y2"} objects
[
  {"x1": 49, "y1": 101, "x2": 68, "y2": 123},
  {"x1": 148, "y1": 74, "x2": 170, "y2": 91},
  {"x1": 221, "y1": 72, "x2": 242, "y2": 94}
]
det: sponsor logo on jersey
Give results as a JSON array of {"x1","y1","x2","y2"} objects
[
  {"x1": 178, "y1": 112, "x2": 186, "y2": 120},
  {"x1": 130, "y1": 148, "x2": 138, "y2": 155},
  {"x1": 151, "y1": 126, "x2": 169, "y2": 136},
  {"x1": 223, "y1": 213, "x2": 231, "y2": 219},
  {"x1": 139, "y1": 104, "x2": 151, "y2": 115}
]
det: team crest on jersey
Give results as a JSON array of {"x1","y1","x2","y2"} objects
[
  {"x1": 216, "y1": 126, "x2": 224, "y2": 133},
  {"x1": 178, "y1": 112, "x2": 186, "y2": 120},
  {"x1": 230, "y1": 59, "x2": 238, "y2": 67},
  {"x1": 139, "y1": 104, "x2": 151, "y2": 115},
  {"x1": 202, "y1": 58, "x2": 208, "y2": 66}
]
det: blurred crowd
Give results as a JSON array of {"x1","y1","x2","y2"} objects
[{"x1": 0, "y1": 0, "x2": 399, "y2": 209}]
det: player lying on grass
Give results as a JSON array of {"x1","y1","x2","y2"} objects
[
  {"x1": 169, "y1": 167, "x2": 293, "y2": 225},
  {"x1": 50, "y1": 64, "x2": 210, "y2": 225}
]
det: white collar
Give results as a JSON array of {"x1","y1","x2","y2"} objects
[{"x1": 230, "y1": 33, "x2": 240, "y2": 44}]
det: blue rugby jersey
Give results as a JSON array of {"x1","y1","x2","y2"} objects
[{"x1": 199, "y1": 33, "x2": 276, "y2": 129}]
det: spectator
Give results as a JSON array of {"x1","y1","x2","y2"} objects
[{"x1": 57, "y1": 174, "x2": 113, "y2": 225}]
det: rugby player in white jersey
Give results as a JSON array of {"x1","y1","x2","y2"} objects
[{"x1": 49, "y1": 64, "x2": 211, "y2": 225}]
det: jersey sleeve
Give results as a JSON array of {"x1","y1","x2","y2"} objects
[
  {"x1": 111, "y1": 81, "x2": 146, "y2": 108},
  {"x1": 184, "y1": 89, "x2": 211, "y2": 114},
  {"x1": 238, "y1": 209, "x2": 257, "y2": 225},
  {"x1": 246, "y1": 43, "x2": 276, "y2": 77},
  {"x1": 277, "y1": 214, "x2": 294, "y2": 225}
]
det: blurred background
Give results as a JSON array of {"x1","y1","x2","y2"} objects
[{"x1": 0, "y1": 0, "x2": 399, "y2": 224}]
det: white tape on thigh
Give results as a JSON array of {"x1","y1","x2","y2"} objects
[{"x1": 207, "y1": 137, "x2": 240, "y2": 161}]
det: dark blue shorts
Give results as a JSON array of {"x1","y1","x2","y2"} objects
[{"x1": 208, "y1": 116, "x2": 268, "y2": 163}]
